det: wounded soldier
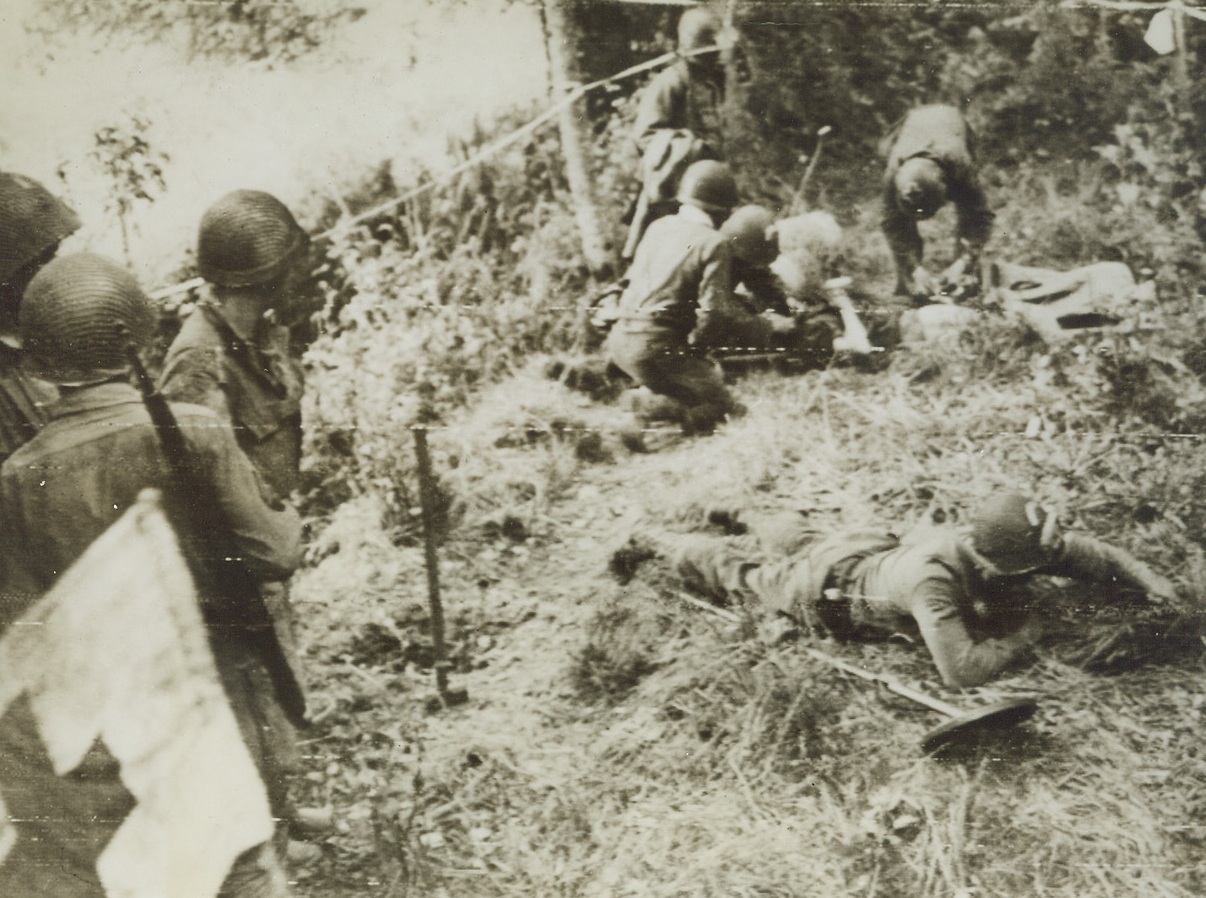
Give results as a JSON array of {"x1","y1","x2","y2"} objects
[{"x1": 657, "y1": 492, "x2": 1175, "y2": 687}]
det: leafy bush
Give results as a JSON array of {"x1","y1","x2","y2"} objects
[{"x1": 301, "y1": 112, "x2": 591, "y2": 527}]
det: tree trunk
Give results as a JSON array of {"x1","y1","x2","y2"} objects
[{"x1": 541, "y1": 0, "x2": 613, "y2": 280}]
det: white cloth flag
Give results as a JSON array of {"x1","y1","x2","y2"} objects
[{"x1": 0, "y1": 490, "x2": 274, "y2": 898}]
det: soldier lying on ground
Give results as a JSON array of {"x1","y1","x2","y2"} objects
[
  {"x1": 880, "y1": 104, "x2": 994, "y2": 302},
  {"x1": 606, "y1": 160, "x2": 749, "y2": 436},
  {"x1": 0, "y1": 172, "x2": 81, "y2": 462},
  {"x1": 0, "y1": 253, "x2": 303, "y2": 897},
  {"x1": 644, "y1": 492, "x2": 1175, "y2": 688}
]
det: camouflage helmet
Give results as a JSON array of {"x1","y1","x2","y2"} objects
[
  {"x1": 677, "y1": 160, "x2": 739, "y2": 215},
  {"x1": 720, "y1": 205, "x2": 777, "y2": 266},
  {"x1": 21, "y1": 253, "x2": 154, "y2": 385},
  {"x1": 969, "y1": 492, "x2": 1061, "y2": 575},
  {"x1": 677, "y1": 8, "x2": 721, "y2": 55},
  {"x1": 894, "y1": 157, "x2": 947, "y2": 220},
  {"x1": 0, "y1": 172, "x2": 81, "y2": 287},
  {"x1": 197, "y1": 189, "x2": 306, "y2": 288}
]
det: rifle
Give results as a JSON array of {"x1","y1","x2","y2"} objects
[{"x1": 124, "y1": 340, "x2": 307, "y2": 726}]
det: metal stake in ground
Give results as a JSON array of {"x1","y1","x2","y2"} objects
[{"x1": 412, "y1": 426, "x2": 469, "y2": 709}]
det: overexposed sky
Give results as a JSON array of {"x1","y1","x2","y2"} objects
[{"x1": 0, "y1": 0, "x2": 546, "y2": 286}]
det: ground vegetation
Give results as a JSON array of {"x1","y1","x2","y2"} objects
[{"x1": 28, "y1": 1, "x2": 1206, "y2": 895}]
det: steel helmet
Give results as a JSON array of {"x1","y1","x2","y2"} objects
[
  {"x1": 720, "y1": 205, "x2": 777, "y2": 266},
  {"x1": 21, "y1": 253, "x2": 154, "y2": 386},
  {"x1": 677, "y1": 8, "x2": 721, "y2": 54},
  {"x1": 0, "y1": 172, "x2": 81, "y2": 287},
  {"x1": 894, "y1": 157, "x2": 947, "y2": 220},
  {"x1": 969, "y1": 493, "x2": 1061, "y2": 575},
  {"x1": 677, "y1": 160, "x2": 739, "y2": 215},
  {"x1": 197, "y1": 189, "x2": 306, "y2": 288}
]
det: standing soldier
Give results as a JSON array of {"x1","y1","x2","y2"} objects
[
  {"x1": 0, "y1": 253, "x2": 303, "y2": 896},
  {"x1": 159, "y1": 188, "x2": 315, "y2": 843},
  {"x1": 624, "y1": 7, "x2": 728, "y2": 259},
  {"x1": 160, "y1": 189, "x2": 309, "y2": 505},
  {"x1": 0, "y1": 172, "x2": 81, "y2": 460},
  {"x1": 880, "y1": 104, "x2": 994, "y2": 301}
]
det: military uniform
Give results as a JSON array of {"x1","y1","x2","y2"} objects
[
  {"x1": 673, "y1": 517, "x2": 1170, "y2": 688},
  {"x1": 0, "y1": 381, "x2": 301, "y2": 897},
  {"x1": 880, "y1": 105, "x2": 994, "y2": 295},
  {"x1": 632, "y1": 59, "x2": 725, "y2": 158},
  {"x1": 160, "y1": 300, "x2": 303, "y2": 505},
  {"x1": 0, "y1": 343, "x2": 55, "y2": 463},
  {"x1": 607, "y1": 206, "x2": 738, "y2": 431}
]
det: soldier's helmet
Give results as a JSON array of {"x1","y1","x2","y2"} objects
[
  {"x1": 894, "y1": 157, "x2": 947, "y2": 220},
  {"x1": 21, "y1": 253, "x2": 154, "y2": 386},
  {"x1": 677, "y1": 8, "x2": 722, "y2": 56},
  {"x1": 720, "y1": 205, "x2": 777, "y2": 267},
  {"x1": 0, "y1": 172, "x2": 81, "y2": 288},
  {"x1": 197, "y1": 189, "x2": 306, "y2": 288},
  {"x1": 677, "y1": 160, "x2": 739, "y2": 216},
  {"x1": 969, "y1": 492, "x2": 1061, "y2": 575}
]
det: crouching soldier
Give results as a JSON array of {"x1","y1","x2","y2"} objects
[
  {"x1": 663, "y1": 492, "x2": 1175, "y2": 688},
  {"x1": 0, "y1": 172, "x2": 81, "y2": 460},
  {"x1": 717, "y1": 206, "x2": 872, "y2": 366},
  {"x1": 0, "y1": 253, "x2": 303, "y2": 895},
  {"x1": 607, "y1": 160, "x2": 744, "y2": 436},
  {"x1": 880, "y1": 104, "x2": 993, "y2": 301}
]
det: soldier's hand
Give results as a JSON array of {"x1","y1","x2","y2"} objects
[
  {"x1": 1143, "y1": 574, "x2": 1179, "y2": 606},
  {"x1": 909, "y1": 266, "x2": 936, "y2": 301},
  {"x1": 763, "y1": 311, "x2": 797, "y2": 335}
]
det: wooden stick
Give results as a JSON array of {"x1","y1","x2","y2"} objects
[{"x1": 412, "y1": 426, "x2": 450, "y2": 696}]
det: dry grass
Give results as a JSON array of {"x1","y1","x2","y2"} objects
[{"x1": 292, "y1": 216, "x2": 1206, "y2": 896}]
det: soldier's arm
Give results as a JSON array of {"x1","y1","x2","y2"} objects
[
  {"x1": 910, "y1": 569, "x2": 1043, "y2": 687},
  {"x1": 948, "y1": 176, "x2": 994, "y2": 254},
  {"x1": 160, "y1": 345, "x2": 231, "y2": 422},
  {"x1": 188, "y1": 413, "x2": 302, "y2": 582},
  {"x1": 1049, "y1": 533, "x2": 1177, "y2": 603},
  {"x1": 880, "y1": 181, "x2": 924, "y2": 293},
  {"x1": 689, "y1": 241, "x2": 736, "y2": 347}
]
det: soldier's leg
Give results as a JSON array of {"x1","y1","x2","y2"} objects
[
  {"x1": 644, "y1": 352, "x2": 736, "y2": 434},
  {"x1": 669, "y1": 533, "x2": 809, "y2": 618}
]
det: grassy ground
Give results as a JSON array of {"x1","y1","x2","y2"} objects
[{"x1": 290, "y1": 313, "x2": 1206, "y2": 896}]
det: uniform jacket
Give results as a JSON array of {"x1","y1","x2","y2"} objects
[
  {"x1": 880, "y1": 104, "x2": 994, "y2": 280},
  {"x1": 0, "y1": 382, "x2": 303, "y2": 895},
  {"x1": 678, "y1": 522, "x2": 1167, "y2": 688},
  {"x1": 0, "y1": 343, "x2": 55, "y2": 464},
  {"x1": 0, "y1": 382, "x2": 301, "y2": 611},
  {"x1": 613, "y1": 206, "x2": 736, "y2": 349},
  {"x1": 632, "y1": 59, "x2": 725, "y2": 158},
  {"x1": 160, "y1": 300, "x2": 304, "y2": 504},
  {"x1": 826, "y1": 529, "x2": 1161, "y2": 686}
]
